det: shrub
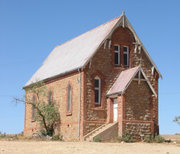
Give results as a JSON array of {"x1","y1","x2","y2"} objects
[
  {"x1": 144, "y1": 134, "x2": 165, "y2": 143},
  {"x1": 0, "y1": 133, "x2": 6, "y2": 139},
  {"x1": 154, "y1": 135, "x2": 165, "y2": 143},
  {"x1": 144, "y1": 134, "x2": 153, "y2": 143},
  {"x1": 93, "y1": 136, "x2": 101, "y2": 142},
  {"x1": 51, "y1": 134, "x2": 63, "y2": 141},
  {"x1": 117, "y1": 131, "x2": 134, "y2": 143},
  {"x1": 40, "y1": 129, "x2": 47, "y2": 137},
  {"x1": 117, "y1": 136, "x2": 123, "y2": 142}
]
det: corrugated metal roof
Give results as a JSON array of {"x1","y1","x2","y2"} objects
[
  {"x1": 107, "y1": 66, "x2": 139, "y2": 96},
  {"x1": 25, "y1": 16, "x2": 121, "y2": 87}
]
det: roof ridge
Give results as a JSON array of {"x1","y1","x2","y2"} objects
[{"x1": 55, "y1": 15, "x2": 121, "y2": 49}]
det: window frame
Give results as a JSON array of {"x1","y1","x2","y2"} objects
[
  {"x1": 114, "y1": 44, "x2": 120, "y2": 66},
  {"x1": 123, "y1": 46, "x2": 129, "y2": 67},
  {"x1": 94, "y1": 76, "x2": 101, "y2": 105},
  {"x1": 48, "y1": 90, "x2": 53, "y2": 105},
  {"x1": 32, "y1": 95, "x2": 36, "y2": 121},
  {"x1": 67, "y1": 84, "x2": 72, "y2": 115}
]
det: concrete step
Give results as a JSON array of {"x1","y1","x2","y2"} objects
[{"x1": 84, "y1": 122, "x2": 118, "y2": 142}]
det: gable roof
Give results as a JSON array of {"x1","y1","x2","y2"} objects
[
  {"x1": 107, "y1": 66, "x2": 157, "y2": 97},
  {"x1": 25, "y1": 12, "x2": 161, "y2": 88}
]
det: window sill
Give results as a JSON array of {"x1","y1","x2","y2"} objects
[
  {"x1": 114, "y1": 66, "x2": 129, "y2": 70},
  {"x1": 92, "y1": 107, "x2": 104, "y2": 111},
  {"x1": 66, "y1": 112, "x2": 72, "y2": 116}
]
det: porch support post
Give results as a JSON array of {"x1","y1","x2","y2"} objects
[
  {"x1": 107, "y1": 98, "x2": 113, "y2": 123},
  {"x1": 118, "y1": 94, "x2": 125, "y2": 136}
]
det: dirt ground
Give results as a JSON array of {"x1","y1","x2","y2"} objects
[{"x1": 0, "y1": 141, "x2": 180, "y2": 154}]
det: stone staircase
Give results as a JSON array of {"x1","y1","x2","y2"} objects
[{"x1": 84, "y1": 122, "x2": 118, "y2": 141}]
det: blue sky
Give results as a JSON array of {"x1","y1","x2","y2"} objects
[{"x1": 0, "y1": 0, "x2": 180, "y2": 134}]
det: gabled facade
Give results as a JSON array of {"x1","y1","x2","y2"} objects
[{"x1": 24, "y1": 12, "x2": 161, "y2": 141}]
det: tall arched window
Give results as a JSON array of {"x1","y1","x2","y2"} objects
[
  {"x1": 114, "y1": 45, "x2": 120, "y2": 66},
  {"x1": 48, "y1": 90, "x2": 53, "y2": 105},
  {"x1": 32, "y1": 95, "x2": 36, "y2": 120},
  {"x1": 123, "y1": 46, "x2": 129, "y2": 67},
  {"x1": 67, "y1": 84, "x2": 72, "y2": 113},
  {"x1": 94, "y1": 77, "x2": 101, "y2": 105}
]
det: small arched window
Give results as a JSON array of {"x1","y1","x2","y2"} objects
[
  {"x1": 48, "y1": 90, "x2": 53, "y2": 105},
  {"x1": 67, "y1": 84, "x2": 72, "y2": 113},
  {"x1": 32, "y1": 95, "x2": 36, "y2": 120},
  {"x1": 94, "y1": 77, "x2": 101, "y2": 105}
]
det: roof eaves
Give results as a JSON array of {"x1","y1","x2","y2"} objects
[
  {"x1": 139, "y1": 67, "x2": 157, "y2": 97},
  {"x1": 23, "y1": 66, "x2": 82, "y2": 89},
  {"x1": 106, "y1": 91, "x2": 122, "y2": 97}
]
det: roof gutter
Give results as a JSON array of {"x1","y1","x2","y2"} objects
[{"x1": 23, "y1": 67, "x2": 82, "y2": 89}]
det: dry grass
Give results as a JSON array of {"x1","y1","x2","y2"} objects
[
  {"x1": 0, "y1": 134, "x2": 180, "y2": 154},
  {"x1": 0, "y1": 141, "x2": 180, "y2": 154}
]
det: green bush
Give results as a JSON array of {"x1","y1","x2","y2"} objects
[
  {"x1": 144, "y1": 134, "x2": 165, "y2": 143},
  {"x1": 93, "y1": 136, "x2": 101, "y2": 142},
  {"x1": 51, "y1": 134, "x2": 63, "y2": 141},
  {"x1": 117, "y1": 131, "x2": 134, "y2": 143},
  {"x1": 154, "y1": 135, "x2": 165, "y2": 143},
  {"x1": 144, "y1": 134, "x2": 153, "y2": 143},
  {"x1": 0, "y1": 133, "x2": 6, "y2": 138},
  {"x1": 117, "y1": 136, "x2": 123, "y2": 142},
  {"x1": 40, "y1": 129, "x2": 47, "y2": 137}
]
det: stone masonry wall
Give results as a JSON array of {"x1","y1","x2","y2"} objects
[
  {"x1": 124, "y1": 80, "x2": 153, "y2": 140},
  {"x1": 84, "y1": 26, "x2": 136, "y2": 135},
  {"x1": 125, "y1": 81, "x2": 152, "y2": 121},
  {"x1": 125, "y1": 122, "x2": 152, "y2": 140},
  {"x1": 132, "y1": 46, "x2": 159, "y2": 133}
]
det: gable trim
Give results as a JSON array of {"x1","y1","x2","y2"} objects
[
  {"x1": 123, "y1": 67, "x2": 157, "y2": 97},
  {"x1": 124, "y1": 16, "x2": 162, "y2": 78},
  {"x1": 83, "y1": 13, "x2": 162, "y2": 78}
]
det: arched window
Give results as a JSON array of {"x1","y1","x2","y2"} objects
[
  {"x1": 48, "y1": 90, "x2": 53, "y2": 104},
  {"x1": 94, "y1": 77, "x2": 101, "y2": 105},
  {"x1": 32, "y1": 95, "x2": 36, "y2": 120},
  {"x1": 67, "y1": 84, "x2": 72, "y2": 113}
]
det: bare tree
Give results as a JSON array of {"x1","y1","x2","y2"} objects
[
  {"x1": 173, "y1": 116, "x2": 180, "y2": 126},
  {"x1": 15, "y1": 81, "x2": 60, "y2": 136}
]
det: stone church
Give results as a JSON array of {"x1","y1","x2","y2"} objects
[{"x1": 23, "y1": 12, "x2": 161, "y2": 141}]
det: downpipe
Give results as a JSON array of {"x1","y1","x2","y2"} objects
[{"x1": 78, "y1": 69, "x2": 81, "y2": 139}]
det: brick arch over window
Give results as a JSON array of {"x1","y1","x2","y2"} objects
[{"x1": 111, "y1": 27, "x2": 135, "y2": 44}]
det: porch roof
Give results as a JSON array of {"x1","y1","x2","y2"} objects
[{"x1": 107, "y1": 66, "x2": 157, "y2": 97}]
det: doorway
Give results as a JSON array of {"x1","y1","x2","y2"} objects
[{"x1": 113, "y1": 98, "x2": 118, "y2": 122}]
